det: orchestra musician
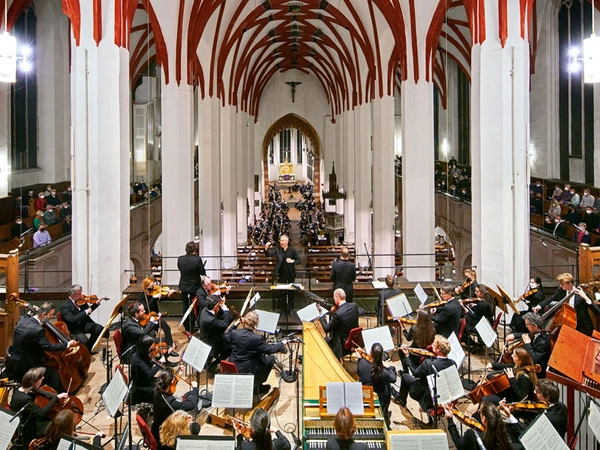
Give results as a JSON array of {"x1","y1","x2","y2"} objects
[
  {"x1": 356, "y1": 342, "x2": 397, "y2": 426},
  {"x1": 151, "y1": 369, "x2": 198, "y2": 449},
  {"x1": 177, "y1": 241, "x2": 206, "y2": 333},
  {"x1": 402, "y1": 309, "x2": 436, "y2": 368},
  {"x1": 430, "y1": 286, "x2": 462, "y2": 339},
  {"x1": 235, "y1": 407, "x2": 291, "y2": 450},
  {"x1": 10, "y1": 367, "x2": 69, "y2": 446},
  {"x1": 317, "y1": 289, "x2": 360, "y2": 359},
  {"x1": 159, "y1": 410, "x2": 199, "y2": 450},
  {"x1": 265, "y1": 234, "x2": 301, "y2": 313},
  {"x1": 60, "y1": 284, "x2": 105, "y2": 353},
  {"x1": 195, "y1": 275, "x2": 213, "y2": 312},
  {"x1": 325, "y1": 407, "x2": 367, "y2": 450},
  {"x1": 139, "y1": 277, "x2": 178, "y2": 356},
  {"x1": 503, "y1": 312, "x2": 551, "y2": 378},
  {"x1": 377, "y1": 274, "x2": 402, "y2": 326},
  {"x1": 463, "y1": 284, "x2": 495, "y2": 345},
  {"x1": 533, "y1": 272, "x2": 600, "y2": 336},
  {"x1": 396, "y1": 335, "x2": 455, "y2": 414},
  {"x1": 510, "y1": 277, "x2": 545, "y2": 333},
  {"x1": 38, "y1": 410, "x2": 103, "y2": 450},
  {"x1": 224, "y1": 311, "x2": 288, "y2": 395},
  {"x1": 131, "y1": 335, "x2": 161, "y2": 404},
  {"x1": 199, "y1": 295, "x2": 235, "y2": 371},
  {"x1": 444, "y1": 401, "x2": 514, "y2": 450},
  {"x1": 11, "y1": 302, "x2": 76, "y2": 392},
  {"x1": 483, "y1": 347, "x2": 537, "y2": 404},
  {"x1": 330, "y1": 246, "x2": 357, "y2": 302},
  {"x1": 455, "y1": 268, "x2": 478, "y2": 299}
]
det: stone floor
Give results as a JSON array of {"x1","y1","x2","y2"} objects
[{"x1": 26, "y1": 315, "x2": 495, "y2": 449}]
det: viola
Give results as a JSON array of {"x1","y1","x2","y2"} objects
[
  {"x1": 33, "y1": 385, "x2": 84, "y2": 424},
  {"x1": 450, "y1": 407, "x2": 485, "y2": 432},
  {"x1": 399, "y1": 317, "x2": 416, "y2": 326},
  {"x1": 75, "y1": 295, "x2": 109, "y2": 306},
  {"x1": 207, "y1": 282, "x2": 230, "y2": 296},
  {"x1": 400, "y1": 345, "x2": 437, "y2": 359},
  {"x1": 503, "y1": 400, "x2": 547, "y2": 411},
  {"x1": 424, "y1": 299, "x2": 448, "y2": 309},
  {"x1": 232, "y1": 418, "x2": 253, "y2": 439},
  {"x1": 149, "y1": 285, "x2": 175, "y2": 297},
  {"x1": 149, "y1": 341, "x2": 169, "y2": 359},
  {"x1": 167, "y1": 364, "x2": 188, "y2": 395},
  {"x1": 499, "y1": 333, "x2": 544, "y2": 364},
  {"x1": 456, "y1": 277, "x2": 474, "y2": 293},
  {"x1": 139, "y1": 311, "x2": 166, "y2": 327},
  {"x1": 355, "y1": 347, "x2": 372, "y2": 362}
]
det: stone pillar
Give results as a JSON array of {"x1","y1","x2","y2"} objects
[
  {"x1": 70, "y1": 2, "x2": 130, "y2": 323},
  {"x1": 237, "y1": 112, "x2": 249, "y2": 244},
  {"x1": 470, "y1": 0, "x2": 531, "y2": 296},
  {"x1": 344, "y1": 109, "x2": 356, "y2": 242},
  {"x1": 354, "y1": 103, "x2": 372, "y2": 268},
  {"x1": 372, "y1": 96, "x2": 396, "y2": 278},
  {"x1": 0, "y1": 83, "x2": 9, "y2": 196},
  {"x1": 221, "y1": 106, "x2": 237, "y2": 268}
]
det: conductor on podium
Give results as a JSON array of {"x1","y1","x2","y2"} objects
[{"x1": 265, "y1": 234, "x2": 300, "y2": 313}]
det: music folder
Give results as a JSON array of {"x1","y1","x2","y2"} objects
[
  {"x1": 182, "y1": 336, "x2": 212, "y2": 372},
  {"x1": 212, "y1": 374, "x2": 254, "y2": 408},
  {"x1": 519, "y1": 412, "x2": 569, "y2": 450},
  {"x1": 0, "y1": 408, "x2": 18, "y2": 450},
  {"x1": 176, "y1": 435, "x2": 235, "y2": 450},
  {"x1": 57, "y1": 436, "x2": 98, "y2": 450},
  {"x1": 102, "y1": 367, "x2": 128, "y2": 418}
]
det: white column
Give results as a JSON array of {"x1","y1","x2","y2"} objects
[
  {"x1": 0, "y1": 83, "x2": 9, "y2": 196},
  {"x1": 221, "y1": 106, "x2": 237, "y2": 268},
  {"x1": 70, "y1": 4, "x2": 130, "y2": 324},
  {"x1": 247, "y1": 120, "x2": 257, "y2": 224},
  {"x1": 354, "y1": 103, "x2": 372, "y2": 267},
  {"x1": 439, "y1": 61, "x2": 459, "y2": 160},
  {"x1": 470, "y1": 1, "x2": 530, "y2": 296},
  {"x1": 401, "y1": 80, "x2": 435, "y2": 281},
  {"x1": 198, "y1": 97, "x2": 222, "y2": 278},
  {"x1": 344, "y1": 109, "x2": 356, "y2": 241},
  {"x1": 372, "y1": 96, "x2": 395, "y2": 278},
  {"x1": 237, "y1": 112, "x2": 248, "y2": 244},
  {"x1": 160, "y1": 82, "x2": 194, "y2": 285}
]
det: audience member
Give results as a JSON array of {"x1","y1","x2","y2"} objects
[
  {"x1": 580, "y1": 189, "x2": 595, "y2": 209},
  {"x1": 35, "y1": 192, "x2": 47, "y2": 211},
  {"x1": 46, "y1": 189, "x2": 61, "y2": 207},
  {"x1": 43, "y1": 204, "x2": 58, "y2": 226},
  {"x1": 583, "y1": 207, "x2": 599, "y2": 232},
  {"x1": 34, "y1": 210, "x2": 45, "y2": 230},
  {"x1": 530, "y1": 193, "x2": 543, "y2": 214},
  {"x1": 547, "y1": 199, "x2": 561, "y2": 219},
  {"x1": 10, "y1": 216, "x2": 29, "y2": 239},
  {"x1": 568, "y1": 189, "x2": 580, "y2": 207},
  {"x1": 549, "y1": 184, "x2": 562, "y2": 200},
  {"x1": 574, "y1": 222, "x2": 592, "y2": 244},
  {"x1": 33, "y1": 225, "x2": 51, "y2": 248}
]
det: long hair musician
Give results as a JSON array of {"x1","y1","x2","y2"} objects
[
  {"x1": 235, "y1": 407, "x2": 290, "y2": 450},
  {"x1": 483, "y1": 347, "x2": 537, "y2": 404}
]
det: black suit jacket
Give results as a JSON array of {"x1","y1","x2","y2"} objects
[
  {"x1": 539, "y1": 287, "x2": 600, "y2": 336},
  {"x1": 177, "y1": 254, "x2": 206, "y2": 293},
  {"x1": 199, "y1": 307, "x2": 233, "y2": 357},
  {"x1": 121, "y1": 317, "x2": 156, "y2": 359},
  {"x1": 546, "y1": 403, "x2": 568, "y2": 439},
  {"x1": 225, "y1": 327, "x2": 285, "y2": 374},
  {"x1": 265, "y1": 245, "x2": 300, "y2": 282},
  {"x1": 319, "y1": 302, "x2": 360, "y2": 358},
  {"x1": 432, "y1": 297, "x2": 462, "y2": 338},
  {"x1": 330, "y1": 259, "x2": 356, "y2": 301},
  {"x1": 236, "y1": 431, "x2": 291, "y2": 450},
  {"x1": 513, "y1": 331, "x2": 551, "y2": 378},
  {"x1": 60, "y1": 298, "x2": 98, "y2": 334},
  {"x1": 151, "y1": 388, "x2": 198, "y2": 445}
]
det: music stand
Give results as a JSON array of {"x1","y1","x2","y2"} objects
[
  {"x1": 497, "y1": 285, "x2": 520, "y2": 341},
  {"x1": 271, "y1": 284, "x2": 301, "y2": 334},
  {"x1": 91, "y1": 295, "x2": 130, "y2": 353},
  {"x1": 487, "y1": 286, "x2": 508, "y2": 340}
]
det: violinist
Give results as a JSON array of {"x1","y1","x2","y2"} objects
[
  {"x1": 356, "y1": 343, "x2": 396, "y2": 426},
  {"x1": 518, "y1": 379, "x2": 566, "y2": 439},
  {"x1": 151, "y1": 369, "x2": 198, "y2": 448},
  {"x1": 131, "y1": 335, "x2": 161, "y2": 404},
  {"x1": 236, "y1": 407, "x2": 291, "y2": 450},
  {"x1": 454, "y1": 268, "x2": 478, "y2": 299},
  {"x1": 159, "y1": 410, "x2": 198, "y2": 450},
  {"x1": 317, "y1": 289, "x2": 360, "y2": 359},
  {"x1": 402, "y1": 309, "x2": 436, "y2": 368},
  {"x1": 510, "y1": 277, "x2": 544, "y2": 333},
  {"x1": 483, "y1": 348, "x2": 537, "y2": 404},
  {"x1": 463, "y1": 284, "x2": 495, "y2": 345},
  {"x1": 59, "y1": 284, "x2": 105, "y2": 353},
  {"x1": 430, "y1": 286, "x2": 462, "y2": 339},
  {"x1": 377, "y1": 274, "x2": 402, "y2": 326},
  {"x1": 177, "y1": 241, "x2": 206, "y2": 333},
  {"x1": 199, "y1": 295, "x2": 235, "y2": 371},
  {"x1": 39, "y1": 409, "x2": 103, "y2": 450},
  {"x1": 10, "y1": 367, "x2": 69, "y2": 446},
  {"x1": 503, "y1": 313, "x2": 551, "y2": 378},
  {"x1": 444, "y1": 401, "x2": 514, "y2": 450},
  {"x1": 225, "y1": 311, "x2": 288, "y2": 395},
  {"x1": 138, "y1": 277, "x2": 177, "y2": 357},
  {"x1": 11, "y1": 302, "x2": 76, "y2": 392},
  {"x1": 195, "y1": 275, "x2": 214, "y2": 312}
]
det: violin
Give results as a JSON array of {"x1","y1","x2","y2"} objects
[
  {"x1": 149, "y1": 341, "x2": 169, "y2": 358},
  {"x1": 355, "y1": 347, "x2": 372, "y2": 362},
  {"x1": 207, "y1": 282, "x2": 230, "y2": 296},
  {"x1": 232, "y1": 418, "x2": 253, "y2": 439},
  {"x1": 449, "y1": 407, "x2": 485, "y2": 432},
  {"x1": 456, "y1": 277, "x2": 474, "y2": 293},
  {"x1": 139, "y1": 311, "x2": 166, "y2": 327},
  {"x1": 400, "y1": 345, "x2": 437, "y2": 359},
  {"x1": 424, "y1": 299, "x2": 448, "y2": 309},
  {"x1": 167, "y1": 364, "x2": 189, "y2": 395},
  {"x1": 503, "y1": 400, "x2": 547, "y2": 411},
  {"x1": 520, "y1": 287, "x2": 539, "y2": 299},
  {"x1": 149, "y1": 285, "x2": 175, "y2": 297},
  {"x1": 33, "y1": 385, "x2": 84, "y2": 424},
  {"x1": 460, "y1": 298, "x2": 482, "y2": 305},
  {"x1": 75, "y1": 295, "x2": 109, "y2": 306}
]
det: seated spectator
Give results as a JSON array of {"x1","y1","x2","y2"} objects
[
  {"x1": 33, "y1": 225, "x2": 51, "y2": 248},
  {"x1": 549, "y1": 184, "x2": 562, "y2": 201},
  {"x1": 583, "y1": 207, "x2": 599, "y2": 232},
  {"x1": 33, "y1": 210, "x2": 45, "y2": 230},
  {"x1": 547, "y1": 199, "x2": 561, "y2": 219},
  {"x1": 10, "y1": 217, "x2": 29, "y2": 239},
  {"x1": 574, "y1": 222, "x2": 592, "y2": 245},
  {"x1": 35, "y1": 192, "x2": 47, "y2": 211},
  {"x1": 458, "y1": 187, "x2": 471, "y2": 201},
  {"x1": 63, "y1": 216, "x2": 72, "y2": 234},
  {"x1": 562, "y1": 205, "x2": 580, "y2": 225},
  {"x1": 60, "y1": 202, "x2": 71, "y2": 218},
  {"x1": 557, "y1": 184, "x2": 573, "y2": 205},
  {"x1": 569, "y1": 189, "x2": 581, "y2": 208},
  {"x1": 62, "y1": 185, "x2": 72, "y2": 203},
  {"x1": 593, "y1": 195, "x2": 600, "y2": 211},
  {"x1": 448, "y1": 184, "x2": 457, "y2": 197},
  {"x1": 544, "y1": 215, "x2": 566, "y2": 237},
  {"x1": 14, "y1": 195, "x2": 28, "y2": 218},
  {"x1": 530, "y1": 193, "x2": 544, "y2": 214},
  {"x1": 42, "y1": 205, "x2": 59, "y2": 226},
  {"x1": 44, "y1": 184, "x2": 53, "y2": 197},
  {"x1": 530, "y1": 180, "x2": 544, "y2": 197},
  {"x1": 46, "y1": 188, "x2": 61, "y2": 207},
  {"x1": 580, "y1": 189, "x2": 595, "y2": 209}
]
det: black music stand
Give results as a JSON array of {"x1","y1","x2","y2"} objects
[{"x1": 271, "y1": 284, "x2": 298, "y2": 335}]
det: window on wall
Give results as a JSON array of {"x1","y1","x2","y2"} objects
[
  {"x1": 269, "y1": 138, "x2": 274, "y2": 164},
  {"x1": 307, "y1": 151, "x2": 314, "y2": 183},
  {"x1": 457, "y1": 67, "x2": 470, "y2": 165},
  {"x1": 11, "y1": 6, "x2": 37, "y2": 171},
  {"x1": 279, "y1": 129, "x2": 291, "y2": 163},
  {"x1": 296, "y1": 130, "x2": 303, "y2": 163}
]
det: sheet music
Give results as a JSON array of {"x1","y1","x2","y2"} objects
[
  {"x1": 427, "y1": 365, "x2": 464, "y2": 405},
  {"x1": 57, "y1": 436, "x2": 97, "y2": 450},
  {"x1": 386, "y1": 293, "x2": 413, "y2": 318},
  {"x1": 272, "y1": 283, "x2": 294, "y2": 290},
  {"x1": 249, "y1": 292, "x2": 261, "y2": 309},
  {"x1": 182, "y1": 336, "x2": 212, "y2": 372},
  {"x1": 326, "y1": 382, "x2": 346, "y2": 415},
  {"x1": 255, "y1": 309, "x2": 280, "y2": 334},
  {"x1": 176, "y1": 437, "x2": 235, "y2": 450},
  {"x1": 588, "y1": 401, "x2": 600, "y2": 442},
  {"x1": 211, "y1": 374, "x2": 254, "y2": 408},
  {"x1": 239, "y1": 289, "x2": 253, "y2": 317},
  {"x1": 179, "y1": 298, "x2": 196, "y2": 327},
  {"x1": 297, "y1": 303, "x2": 325, "y2": 322},
  {"x1": 446, "y1": 332, "x2": 466, "y2": 368},
  {"x1": 362, "y1": 326, "x2": 395, "y2": 352},
  {"x1": 0, "y1": 409, "x2": 18, "y2": 450},
  {"x1": 326, "y1": 382, "x2": 364, "y2": 416},
  {"x1": 344, "y1": 382, "x2": 365, "y2": 416},
  {"x1": 475, "y1": 316, "x2": 497, "y2": 348},
  {"x1": 414, "y1": 283, "x2": 428, "y2": 305},
  {"x1": 102, "y1": 368, "x2": 128, "y2": 417},
  {"x1": 389, "y1": 431, "x2": 449, "y2": 450},
  {"x1": 372, "y1": 281, "x2": 387, "y2": 289},
  {"x1": 520, "y1": 413, "x2": 569, "y2": 450}
]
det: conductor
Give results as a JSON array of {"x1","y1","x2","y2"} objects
[{"x1": 265, "y1": 234, "x2": 300, "y2": 313}]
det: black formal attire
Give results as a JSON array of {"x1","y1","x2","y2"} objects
[
  {"x1": 330, "y1": 258, "x2": 356, "y2": 302},
  {"x1": 59, "y1": 298, "x2": 104, "y2": 352},
  {"x1": 265, "y1": 244, "x2": 301, "y2": 312},
  {"x1": 151, "y1": 387, "x2": 198, "y2": 450},
  {"x1": 319, "y1": 302, "x2": 360, "y2": 359},
  {"x1": 121, "y1": 317, "x2": 158, "y2": 363},
  {"x1": 377, "y1": 287, "x2": 402, "y2": 326},
  {"x1": 325, "y1": 437, "x2": 368, "y2": 450},
  {"x1": 225, "y1": 326, "x2": 286, "y2": 387},
  {"x1": 194, "y1": 285, "x2": 210, "y2": 329},
  {"x1": 356, "y1": 358, "x2": 396, "y2": 425},
  {"x1": 177, "y1": 253, "x2": 206, "y2": 333},
  {"x1": 11, "y1": 315, "x2": 67, "y2": 392},
  {"x1": 538, "y1": 287, "x2": 600, "y2": 336},
  {"x1": 512, "y1": 331, "x2": 551, "y2": 378},
  {"x1": 447, "y1": 418, "x2": 523, "y2": 450},
  {"x1": 10, "y1": 221, "x2": 29, "y2": 239},
  {"x1": 397, "y1": 354, "x2": 456, "y2": 412},
  {"x1": 545, "y1": 403, "x2": 568, "y2": 439},
  {"x1": 199, "y1": 307, "x2": 234, "y2": 364},
  {"x1": 481, "y1": 370, "x2": 534, "y2": 404},
  {"x1": 465, "y1": 301, "x2": 493, "y2": 342},
  {"x1": 11, "y1": 388, "x2": 59, "y2": 445},
  {"x1": 432, "y1": 297, "x2": 462, "y2": 338},
  {"x1": 236, "y1": 431, "x2": 291, "y2": 450},
  {"x1": 458, "y1": 280, "x2": 478, "y2": 299},
  {"x1": 510, "y1": 289, "x2": 545, "y2": 333},
  {"x1": 131, "y1": 351, "x2": 160, "y2": 404},
  {"x1": 137, "y1": 292, "x2": 174, "y2": 346}
]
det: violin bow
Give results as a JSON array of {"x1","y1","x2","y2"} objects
[{"x1": 429, "y1": 282, "x2": 444, "y2": 303}]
